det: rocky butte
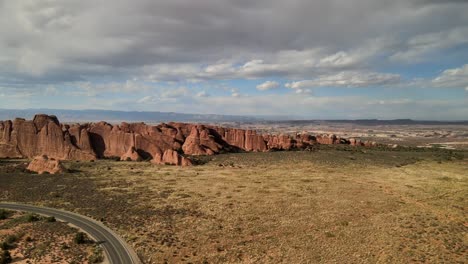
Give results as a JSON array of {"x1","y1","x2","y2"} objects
[{"x1": 0, "y1": 114, "x2": 378, "y2": 166}]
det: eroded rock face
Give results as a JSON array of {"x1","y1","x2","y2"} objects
[
  {"x1": 0, "y1": 114, "x2": 380, "y2": 166},
  {"x1": 0, "y1": 114, "x2": 96, "y2": 160},
  {"x1": 27, "y1": 155, "x2": 66, "y2": 174},
  {"x1": 152, "y1": 149, "x2": 193, "y2": 166},
  {"x1": 120, "y1": 147, "x2": 142, "y2": 161}
]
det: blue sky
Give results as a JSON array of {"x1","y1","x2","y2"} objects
[{"x1": 0, "y1": 0, "x2": 467, "y2": 120}]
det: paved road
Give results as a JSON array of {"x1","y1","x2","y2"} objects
[{"x1": 0, "y1": 203, "x2": 140, "y2": 264}]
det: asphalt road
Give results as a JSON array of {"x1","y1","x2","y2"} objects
[{"x1": 0, "y1": 203, "x2": 140, "y2": 264}]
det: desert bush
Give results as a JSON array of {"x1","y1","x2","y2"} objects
[
  {"x1": 0, "y1": 210, "x2": 9, "y2": 220},
  {"x1": 46, "y1": 216, "x2": 56, "y2": 222},
  {"x1": 88, "y1": 246, "x2": 104, "y2": 263},
  {"x1": 0, "y1": 242, "x2": 9, "y2": 251},
  {"x1": 4, "y1": 235, "x2": 18, "y2": 245},
  {"x1": 26, "y1": 214, "x2": 40, "y2": 222},
  {"x1": 74, "y1": 232, "x2": 86, "y2": 244},
  {"x1": 0, "y1": 250, "x2": 12, "y2": 264}
]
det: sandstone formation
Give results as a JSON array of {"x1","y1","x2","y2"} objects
[
  {"x1": 120, "y1": 147, "x2": 142, "y2": 161},
  {"x1": 0, "y1": 115, "x2": 96, "y2": 160},
  {"x1": 27, "y1": 155, "x2": 66, "y2": 174},
  {"x1": 0, "y1": 114, "x2": 380, "y2": 166},
  {"x1": 152, "y1": 149, "x2": 193, "y2": 166}
]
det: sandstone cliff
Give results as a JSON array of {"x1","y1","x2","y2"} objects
[{"x1": 0, "y1": 114, "x2": 378, "y2": 166}]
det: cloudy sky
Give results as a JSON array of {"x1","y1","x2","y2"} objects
[{"x1": 1, "y1": 0, "x2": 467, "y2": 120}]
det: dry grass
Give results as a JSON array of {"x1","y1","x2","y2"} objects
[{"x1": 0, "y1": 148, "x2": 467, "y2": 263}]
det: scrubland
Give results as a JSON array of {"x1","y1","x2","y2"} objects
[{"x1": 0, "y1": 146, "x2": 466, "y2": 263}]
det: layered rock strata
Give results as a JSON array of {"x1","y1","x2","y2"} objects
[{"x1": 0, "y1": 114, "x2": 378, "y2": 166}]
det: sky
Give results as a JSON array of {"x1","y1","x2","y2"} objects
[{"x1": 0, "y1": 0, "x2": 467, "y2": 120}]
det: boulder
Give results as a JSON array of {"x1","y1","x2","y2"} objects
[{"x1": 27, "y1": 155, "x2": 66, "y2": 174}]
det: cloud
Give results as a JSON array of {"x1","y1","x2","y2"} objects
[
  {"x1": 256, "y1": 81, "x2": 280, "y2": 91},
  {"x1": 72, "y1": 80, "x2": 150, "y2": 96},
  {"x1": 137, "y1": 95, "x2": 154, "y2": 104},
  {"x1": 391, "y1": 27, "x2": 468, "y2": 63},
  {"x1": 1, "y1": 0, "x2": 466, "y2": 87},
  {"x1": 286, "y1": 71, "x2": 401, "y2": 89},
  {"x1": 196, "y1": 91, "x2": 209, "y2": 97},
  {"x1": 185, "y1": 93, "x2": 468, "y2": 120},
  {"x1": 432, "y1": 64, "x2": 468, "y2": 88},
  {"x1": 0, "y1": 0, "x2": 466, "y2": 120},
  {"x1": 294, "y1": 88, "x2": 312, "y2": 95}
]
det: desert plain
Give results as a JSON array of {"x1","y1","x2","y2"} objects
[{"x1": 0, "y1": 121, "x2": 467, "y2": 263}]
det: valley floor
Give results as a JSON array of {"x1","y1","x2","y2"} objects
[{"x1": 0, "y1": 147, "x2": 467, "y2": 263}]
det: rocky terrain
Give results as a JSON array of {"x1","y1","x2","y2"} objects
[{"x1": 0, "y1": 114, "x2": 378, "y2": 167}]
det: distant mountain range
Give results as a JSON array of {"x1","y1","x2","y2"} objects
[{"x1": 0, "y1": 109, "x2": 466, "y2": 125}]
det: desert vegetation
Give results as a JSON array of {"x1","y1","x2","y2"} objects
[
  {"x1": 0, "y1": 146, "x2": 466, "y2": 263},
  {"x1": 0, "y1": 209, "x2": 103, "y2": 263}
]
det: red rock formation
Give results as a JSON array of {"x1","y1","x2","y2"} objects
[
  {"x1": 120, "y1": 147, "x2": 142, "y2": 161},
  {"x1": 182, "y1": 126, "x2": 219, "y2": 155},
  {"x1": 0, "y1": 115, "x2": 380, "y2": 166},
  {"x1": 315, "y1": 134, "x2": 338, "y2": 145},
  {"x1": 27, "y1": 155, "x2": 66, "y2": 174},
  {"x1": 0, "y1": 115, "x2": 96, "y2": 160},
  {"x1": 152, "y1": 149, "x2": 193, "y2": 166}
]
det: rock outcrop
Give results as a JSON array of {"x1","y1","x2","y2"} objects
[
  {"x1": 0, "y1": 115, "x2": 96, "y2": 160},
  {"x1": 27, "y1": 155, "x2": 66, "y2": 174},
  {"x1": 152, "y1": 149, "x2": 193, "y2": 166},
  {"x1": 120, "y1": 147, "x2": 142, "y2": 161},
  {"x1": 0, "y1": 114, "x2": 382, "y2": 166}
]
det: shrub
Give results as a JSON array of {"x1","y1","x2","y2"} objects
[
  {"x1": 74, "y1": 232, "x2": 86, "y2": 244},
  {"x1": 46, "y1": 216, "x2": 56, "y2": 222},
  {"x1": 0, "y1": 210, "x2": 8, "y2": 220},
  {"x1": 88, "y1": 246, "x2": 104, "y2": 263},
  {"x1": 26, "y1": 214, "x2": 40, "y2": 222},
  {"x1": 0, "y1": 250, "x2": 12, "y2": 264},
  {"x1": 4, "y1": 235, "x2": 17, "y2": 245},
  {"x1": 0, "y1": 242, "x2": 9, "y2": 251}
]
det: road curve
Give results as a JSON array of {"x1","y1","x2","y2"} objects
[{"x1": 0, "y1": 203, "x2": 140, "y2": 264}]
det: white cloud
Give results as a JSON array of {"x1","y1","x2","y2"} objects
[
  {"x1": 72, "y1": 80, "x2": 151, "y2": 97},
  {"x1": 256, "y1": 81, "x2": 280, "y2": 91},
  {"x1": 196, "y1": 90, "x2": 209, "y2": 97},
  {"x1": 295, "y1": 88, "x2": 312, "y2": 95},
  {"x1": 188, "y1": 93, "x2": 468, "y2": 120},
  {"x1": 160, "y1": 87, "x2": 191, "y2": 99},
  {"x1": 286, "y1": 71, "x2": 400, "y2": 89},
  {"x1": 137, "y1": 95, "x2": 154, "y2": 103},
  {"x1": 432, "y1": 64, "x2": 468, "y2": 88}
]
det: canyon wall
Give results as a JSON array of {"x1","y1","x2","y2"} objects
[{"x1": 0, "y1": 114, "x2": 376, "y2": 165}]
